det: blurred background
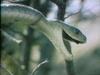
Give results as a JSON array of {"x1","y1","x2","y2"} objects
[{"x1": 1, "y1": 0, "x2": 100, "y2": 75}]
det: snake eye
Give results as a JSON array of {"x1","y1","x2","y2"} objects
[{"x1": 74, "y1": 28, "x2": 80, "y2": 34}]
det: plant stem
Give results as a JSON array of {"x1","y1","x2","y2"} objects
[
  {"x1": 54, "y1": 0, "x2": 76, "y2": 75},
  {"x1": 21, "y1": 27, "x2": 34, "y2": 75},
  {"x1": 64, "y1": 40, "x2": 76, "y2": 75}
]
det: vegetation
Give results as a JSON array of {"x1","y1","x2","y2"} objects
[{"x1": 1, "y1": 0, "x2": 100, "y2": 75}]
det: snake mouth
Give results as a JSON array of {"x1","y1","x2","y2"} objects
[{"x1": 62, "y1": 30, "x2": 83, "y2": 44}]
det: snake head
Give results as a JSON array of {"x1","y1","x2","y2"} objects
[
  {"x1": 62, "y1": 26, "x2": 86, "y2": 44},
  {"x1": 51, "y1": 20, "x2": 87, "y2": 44}
]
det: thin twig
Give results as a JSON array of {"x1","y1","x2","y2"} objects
[
  {"x1": 30, "y1": 60, "x2": 48, "y2": 75},
  {"x1": 0, "y1": 64, "x2": 14, "y2": 75},
  {"x1": 64, "y1": 0, "x2": 85, "y2": 20},
  {"x1": 1, "y1": 29, "x2": 22, "y2": 44},
  {"x1": 64, "y1": 10, "x2": 81, "y2": 19}
]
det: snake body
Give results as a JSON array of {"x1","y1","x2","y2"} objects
[
  {"x1": 1, "y1": 3, "x2": 86, "y2": 61},
  {"x1": 1, "y1": 3, "x2": 45, "y2": 34}
]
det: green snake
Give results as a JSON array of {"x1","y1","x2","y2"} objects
[{"x1": 1, "y1": 3, "x2": 86, "y2": 61}]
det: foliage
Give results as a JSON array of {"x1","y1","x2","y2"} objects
[{"x1": 1, "y1": 0, "x2": 100, "y2": 75}]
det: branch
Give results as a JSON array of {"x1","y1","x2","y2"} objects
[
  {"x1": 52, "y1": 0, "x2": 76, "y2": 75},
  {"x1": 30, "y1": 60, "x2": 48, "y2": 75},
  {"x1": 64, "y1": 10, "x2": 81, "y2": 19},
  {"x1": 1, "y1": 29, "x2": 22, "y2": 44},
  {"x1": 63, "y1": 40, "x2": 76, "y2": 75},
  {"x1": 0, "y1": 64, "x2": 14, "y2": 75}
]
